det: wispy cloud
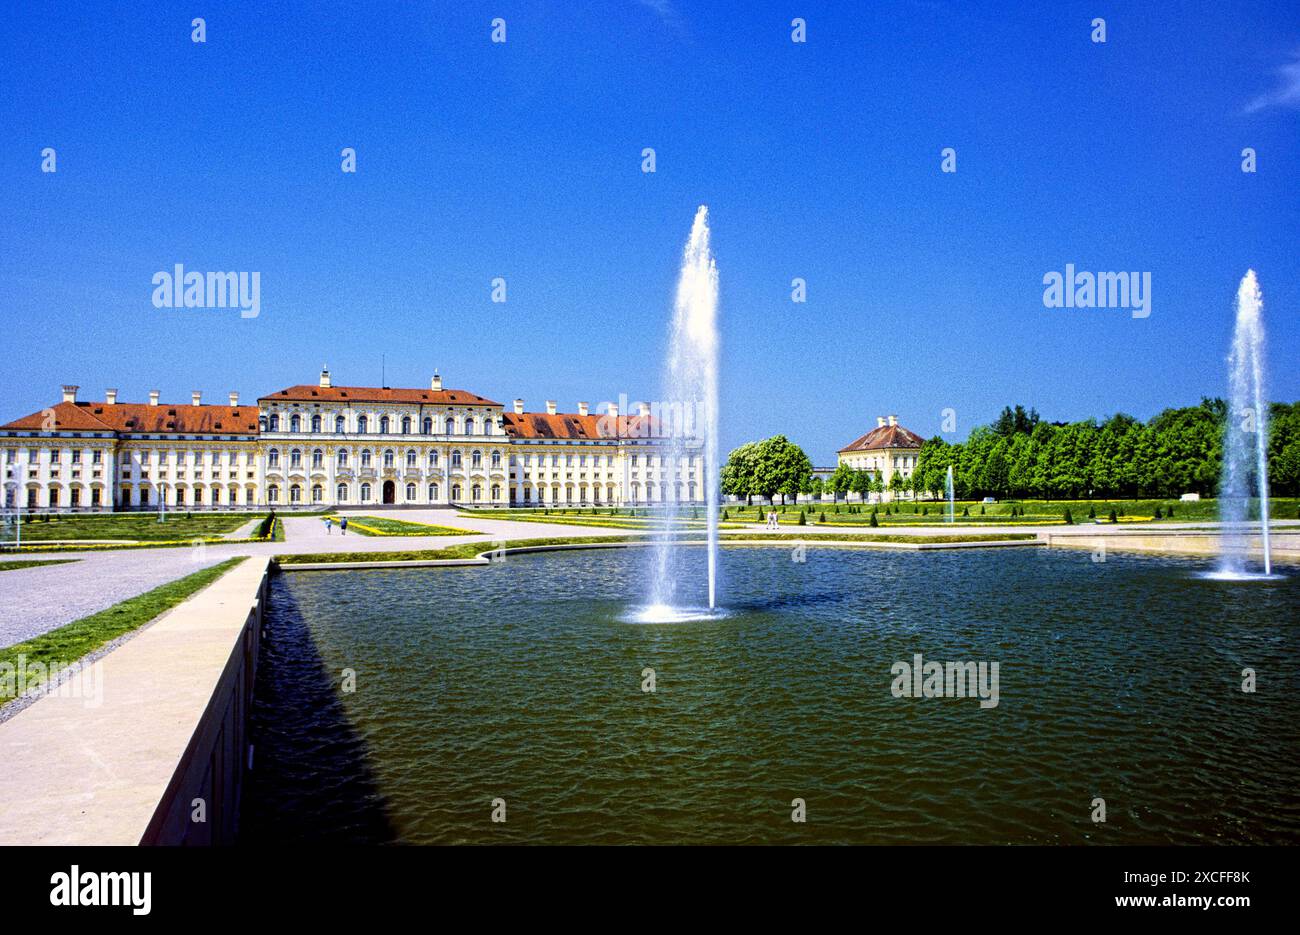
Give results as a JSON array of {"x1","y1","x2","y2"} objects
[
  {"x1": 1245, "y1": 49, "x2": 1300, "y2": 113},
  {"x1": 637, "y1": 0, "x2": 686, "y2": 35}
]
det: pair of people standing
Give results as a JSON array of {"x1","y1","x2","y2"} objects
[{"x1": 324, "y1": 516, "x2": 349, "y2": 535}]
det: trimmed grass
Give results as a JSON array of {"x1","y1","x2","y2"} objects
[
  {"x1": 0, "y1": 556, "x2": 247, "y2": 702},
  {"x1": 15, "y1": 512, "x2": 263, "y2": 542},
  {"x1": 0, "y1": 559, "x2": 78, "y2": 572},
  {"x1": 276, "y1": 531, "x2": 1036, "y2": 565},
  {"x1": 746, "y1": 497, "x2": 1300, "y2": 525},
  {"x1": 277, "y1": 534, "x2": 652, "y2": 564},
  {"x1": 325, "y1": 515, "x2": 478, "y2": 537}
]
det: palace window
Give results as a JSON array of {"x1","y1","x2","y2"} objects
[
  {"x1": 428, "y1": 483, "x2": 438, "y2": 500},
  {"x1": 422, "y1": 417, "x2": 433, "y2": 434},
  {"x1": 312, "y1": 449, "x2": 323, "y2": 469},
  {"x1": 428, "y1": 451, "x2": 439, "y2": 467},
  {"x1": 451, "y1": 484, "x2": 461, "y2": 500},
  {"x1": 471, "y1": 450, "x2": 482, "y2": 469},
  {"x1": 379, "y1": 416, "x2": 390, "y2": 433},
  {"x1": 290, "y1": 415, "x2": 301, "y2": 432},
  {"x1": 451, "y1": 451, "x2": 462, "y2": 468},
  {"x1": 360, "y1": 482, "x2": 372, "y2": 501},
  {"x1": 445, "y1": 417, "x2": 455, "y2": 434},
  {"x1": 311, "y1": 415, "x2": 322, "y2": 433},
  {"x1": 269, "y1": 415, "x2": 280, "y2": 431},
  {"x1": 490, "y1": 484, "x2": 500, "y2": 500},
  {"x1": 290, "y1": 449, "x2": 302, "y2": 469},
  {"x1": 406, "y1": 450, "x2": 417, "y2": 468},
  {"x1": 337, "y1": 449, "x2": 349, "y2": 467},
  {"x1": 311, "y1": 484, "x2": 323, "y2": 503},
  {"x1": 71, "y1": 450, "x2": 81, "y2": 464},
  {"x1": 176, "y1": 488, "x2": 185, "y2": 505},
  {"x1": 268, "y1": 449, "x2": 280, "y2": 468},
  {"x1": 465, "y1": 417, "x2": 475, "y2": 435},
  {"x1": 401, "y1": 417, "x2": 412, "y2": 434},
  {"x1": 290, "y1": 484, "x2": 302, "y2": 503},
  {"x1": 383, "y1": 450, "x2": 395, "y2": 468},
  {"x1": 491, "y1": 452, "x2": 502, "y2": 469},
  {"x1": 471, "y1": 484, "x2": 481, "y2": 501},
  {"x1": 361, "y1": 450, "x2": 372, "y2": 468},
  {"x1": 335, "y1": 415, "x2": 346, "y2": 433},
  {"x1": 268, "y1": 485, "x2": 279, "y2": 503},
  {"x1": 336, "y1": 483, "x2": 348, "y2": 501},
  {"x1": 405, "y1": 483, "x2": 416, "y2": 500},
  {"x1": 358, "y1": 415, "x2": 368, "y2": 433}
]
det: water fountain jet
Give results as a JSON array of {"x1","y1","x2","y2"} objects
[
  {"x1": 1210, "y1": 269, "x2": 1277, "y2": 580},
  {"x1": 632, "y1": 206, "x2": 723, "y2": 622}
]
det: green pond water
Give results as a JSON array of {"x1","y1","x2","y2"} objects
[{"x1": 241, "y1": 546, "x2": 1299, "y2": 844}]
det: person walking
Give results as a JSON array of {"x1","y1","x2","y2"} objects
[
  {"x1": 340, "y1": 516, "x2": 348, "y2": 535},
  {"x1": 325, "y1": 517, "x2": 333, "y2": 535}
]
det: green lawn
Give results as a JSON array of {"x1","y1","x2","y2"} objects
[
  {"x1": 0, "y1": 559, "x2": 78, "y2": 572},
  {"x1": 14, "y1": 512, "x2": 261, "y2": 542},
  {"x1": 325, "y1": 515, "x2": 478, "y2": 536},
  {"x1": 726, "y1": 497, "x2": 1300, "y2": 525},
  {"x1": 0, "y1": 557, "x2": 247, "y2": 702}
]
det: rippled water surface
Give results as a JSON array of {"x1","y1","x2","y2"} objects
[{"x1": 241, "y1": 547, "x2": 1299, "y2": 844}]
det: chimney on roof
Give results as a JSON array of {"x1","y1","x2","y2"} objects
[
  {"x1": 513, "y1": 399, "x2": 524, "y2": 415},
  {"x1": 61, "y1": 385, "x2": 79, "y2": 404},
  {"x1": 606, "y1": 402, "x2": 619, "y2": 417},
  {"x1": 578, "y1": 401, "x2": 589, "y2": 417},
  {"x1": 638, "y1": 402, "x2": 651, "y2": 417},
  {"x1": 105, "y1": 388, "x2": 118, "y2": 406},
  {"x1": 191, "y1": 391, "x2": 202, "y2": 406},
  {"x1": 431, "y1": 371, "x2": 442, "y2": 392},
  {"x1": 319, "y1": 365, "x2": 331, "y2": 389},
  {"x1": 546, "y1": 400, "x2": 557, "y2": 415},
  {"x1": 229, "y1": 392, "x2": 239, "y2": 407},
  {"x1": 876, "y1": 416, "x2": 886, "y2": 428},
  {"x1": 888, "y1": 414, "x2": 898, "y2": 427},
  {"x1": 149, "y1": 390, "x2": 160, "y2": 406}
]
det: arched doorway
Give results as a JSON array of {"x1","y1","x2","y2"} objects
[{"x1": 382, "y1": 480, "x2": 396, "y2": 504}]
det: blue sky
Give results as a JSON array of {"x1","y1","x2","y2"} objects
[{"x1": 2, "y1": 0, "x2": 1297, "y2": 462}]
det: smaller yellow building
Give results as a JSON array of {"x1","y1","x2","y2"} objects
[{"x1": 837, "y1": 415, "x2": 924, "y2": 501}]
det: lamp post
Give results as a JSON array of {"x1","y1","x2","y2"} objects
[{"x1": 158, "y1": 482, "x2": 167, "y2": 523}]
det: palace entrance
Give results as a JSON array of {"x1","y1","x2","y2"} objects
[{"x1": 382, "y1": 480, "x2": 396, "y2": 504}]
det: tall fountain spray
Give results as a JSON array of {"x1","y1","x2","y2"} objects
[
  {"x1": 641, "y1": 206, "x2": 720, "y2": 619},
  {"x1": 946, "y1": 465, "x2": 955, "y2": 524},
  {"x1": 1217, "y1": 270, "x2": 1273, "y2": 578}
]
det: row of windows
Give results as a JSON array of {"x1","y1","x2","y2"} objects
[
  {"x1": 267, "y1": 413, "x2": 496, "y2": 435},
  {"x1": 265, "y1": 482, "x2": 502, "y2": 503},
  {"x1": 10, "y1": 449, "x2": 105, "y2": 465},
  {"x1": 266, "y1": 448, "x2": 503, "y2": 470}
]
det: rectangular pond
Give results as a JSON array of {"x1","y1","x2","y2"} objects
[{"x1": 241, "y1": 546, "x2": 1299, "y2": 844}]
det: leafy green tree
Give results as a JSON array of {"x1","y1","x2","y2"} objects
[
  {"x1": 720, "y1": 441, "x2": 759, "y2": 504},
  {"x1": 751, "y1": 435, "x2": 813, "y2": 505}
]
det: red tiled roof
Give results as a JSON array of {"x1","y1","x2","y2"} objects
[
  {"x1": 502, "y1": 411, "x2": 660, "y2": 440},
  {"x1": 838, "y1": 423, "x2": 924, "y2": 453},
  {"x1": 1, "y1": 401, "x2": 258, "y2": 435},
  {"x1": 261, "y1": 385, "x2": 501, "y2": 407}
]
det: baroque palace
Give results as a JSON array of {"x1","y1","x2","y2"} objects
[{"x1": 0, "y1": 368, "x2": 703, "y2": 512}]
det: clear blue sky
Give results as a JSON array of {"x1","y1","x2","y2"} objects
[{"x1": 2, "y1": 0, "x2": 1297, "y2": 463}]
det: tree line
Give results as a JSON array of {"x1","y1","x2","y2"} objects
[
  {"x1": 719, "y1": 399, "x2": 1300, "y2": 502},
  {"x1": 915, "y1": 400, "x2": 1300, "y2": 500}
]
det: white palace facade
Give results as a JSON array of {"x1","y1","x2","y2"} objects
[{"x1": 0, "y1": 369, "x2": 704, "y2": 512}]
